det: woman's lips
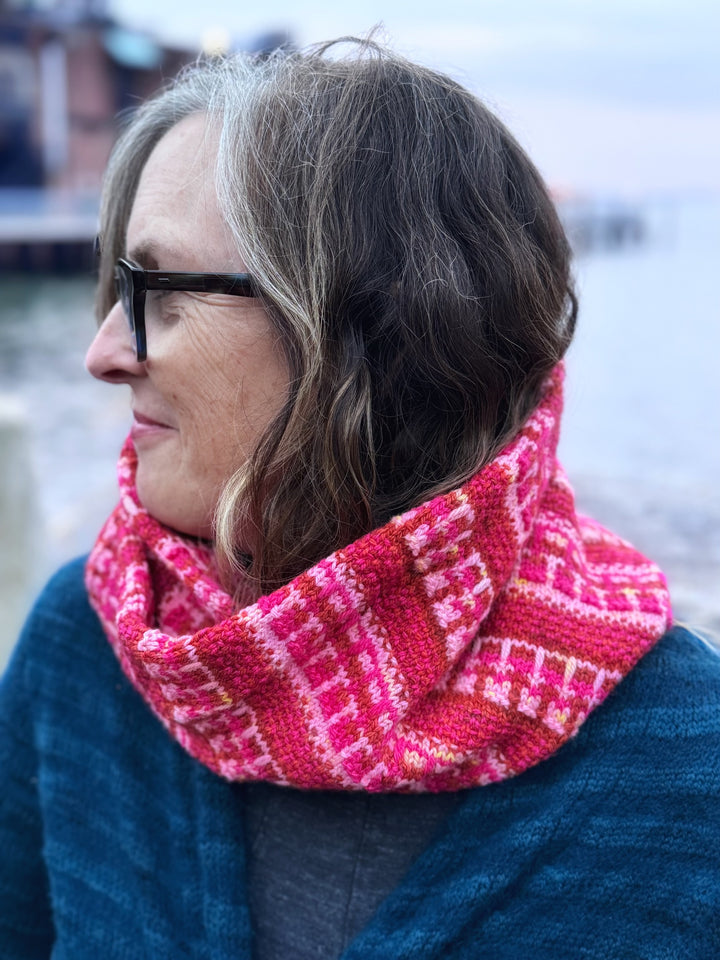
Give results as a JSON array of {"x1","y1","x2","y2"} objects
[{"x1": 130, "y1": 411, "x2": 175, "y2": 442}]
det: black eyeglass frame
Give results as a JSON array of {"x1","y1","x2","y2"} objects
[{"x1": 114, "y1": 257, "x2": 256, "y2": 362}]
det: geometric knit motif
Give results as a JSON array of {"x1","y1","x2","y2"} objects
[{"x1": 86, "y1": 366, "x2": 672, "y2": 791}]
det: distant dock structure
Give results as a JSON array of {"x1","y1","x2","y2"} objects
[
  {"x1": 555, "y1": 192, "x2": 646, "y2": 255},
  {"x1": 0, "y1": 189, "x2": 98, "y2": 271}
]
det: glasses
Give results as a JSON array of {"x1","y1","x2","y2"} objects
[{"x1": 113, "y1": 257, "x2": 256, "y2": 362}]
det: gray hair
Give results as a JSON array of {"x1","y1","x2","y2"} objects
[{"x1": 97, "y1": 38, "x2": 577, "y2": 594}]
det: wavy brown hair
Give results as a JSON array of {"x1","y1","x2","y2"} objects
[{"x1": 96, "y1": 38, "x2": 577, "y2": 595}]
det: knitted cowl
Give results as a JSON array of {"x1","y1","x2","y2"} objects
[{"x1": 86, "y1": 367, "x2": 672, "y2": 792}]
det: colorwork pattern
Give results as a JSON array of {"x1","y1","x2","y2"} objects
[{"x1": 86, "y1": 367, "x2": 672, "y2": 791}]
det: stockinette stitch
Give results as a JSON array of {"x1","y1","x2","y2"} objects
[{"x1": 86, "y1": 367, "x2": 672, "y2": 791}]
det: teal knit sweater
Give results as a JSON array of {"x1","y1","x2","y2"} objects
[{"x1": 2, "y1": 557, "x2": 720, "y2": 959}]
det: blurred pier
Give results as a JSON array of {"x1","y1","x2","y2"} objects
[
  {"x1": 558, "y1": 196, "x2": 646, "y2": 254},
  {"x1": 0, "y1": 188, "x2": 97, "y2": 270},
  {"x1": 0, "y1": 187, "x2": 651, "y2": 272}
]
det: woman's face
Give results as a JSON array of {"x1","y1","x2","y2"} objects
[{"x1": 86, "y1": 114, "x2": 289, "y2": 541}]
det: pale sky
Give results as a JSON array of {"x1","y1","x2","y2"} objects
[{"x1": 108, "y1": 0, "x2": 720, "y2": 196}]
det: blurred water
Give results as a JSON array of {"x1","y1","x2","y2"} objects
[
  {"x1": 561, "y1": 196, "x2": 720, "y2": 488},
  {"x1": 559, "y1": 196, "x2": 720, "y2": 636},
  {"x1": 0, "y1": 275, "x2": 129, "y2": 648},
  {"x1": 1, "y1": 195, "x2": 718, "y2": 666}
]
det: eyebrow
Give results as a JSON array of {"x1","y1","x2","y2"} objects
[
  {"x1": 126, "y1": 241, "x2": 186, "y2": 271},
  {"x1": 126, "y1": 242, "x2": 159, "y2": 269}
]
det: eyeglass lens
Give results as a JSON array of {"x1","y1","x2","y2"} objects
[
  {"x1": 114, "y1": 267, "x2": 132, "y2": 331},
  {"x1": 114, "y1": 265, "x2": 141, "y2": 357}
]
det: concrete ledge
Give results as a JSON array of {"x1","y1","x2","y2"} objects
[{"x1": 0, "y1": 396, "x2": 38, "y2": 671}]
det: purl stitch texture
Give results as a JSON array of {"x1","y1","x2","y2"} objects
[{"x1": 85, "y1": 367, "x2": 672, "y2": 791}]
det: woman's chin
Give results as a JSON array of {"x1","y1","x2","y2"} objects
[{"x1": 135, "y1": 470, "x2": 214, "y2": 541}]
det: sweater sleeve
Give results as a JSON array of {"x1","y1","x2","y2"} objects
[{"x1": 0, "y1": 618, "x2": 55, "y2": 958}]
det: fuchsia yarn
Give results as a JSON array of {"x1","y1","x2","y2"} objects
[{"x1": 86, "y1": 368, "x2": 672, "y2": 791}]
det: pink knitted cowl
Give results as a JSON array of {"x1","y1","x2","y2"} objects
[{"x1": 86, "y1": 368, "x2": 672, "y2": 791}]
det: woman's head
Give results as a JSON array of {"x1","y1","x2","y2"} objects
[
  {"x1": 89, "y1": 38, "x2": 577, "y2": 592},
  {"x1": 86, "y1": 113, "x2": 288, "y2": 543}
]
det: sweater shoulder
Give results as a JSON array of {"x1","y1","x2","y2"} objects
[
  {"x1": 9, "y1": 556, "x2": 98, "y2": 653},
  {"x1": 648, "y1": 622, "x2": 720, "y2": 675},
  {"x1": 27, "y1": 555, "x2": 95, "y2": 627},
  {"x1": 3, "y1": 556, "x2": 118, "y2": 704},
  {"x1": 608, "y1": 623, "x2": 720, "y2": 725}
]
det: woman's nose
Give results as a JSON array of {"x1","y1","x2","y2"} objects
[{"x1": 85, "y1": 302, "x2": 146, "y2": 383}]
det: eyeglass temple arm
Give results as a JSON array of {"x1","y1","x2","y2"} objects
[{"x1": 143, "y1": 271, "x2": 254, "y2": 295}]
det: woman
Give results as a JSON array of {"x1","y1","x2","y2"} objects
[{"x1": 2, "y1": 39, "x2": 719, "y2": 959}]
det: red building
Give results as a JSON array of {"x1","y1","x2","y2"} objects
[{"x1": 0, "y1": 0, "x2": 194, "y2": 267}]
